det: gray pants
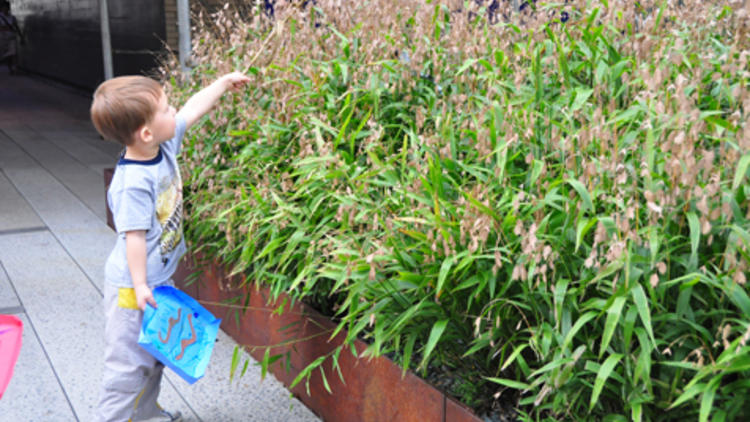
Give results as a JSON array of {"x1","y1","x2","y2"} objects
[{"x1": 95, "y1": 282, "x2": 172, "y2": 422}]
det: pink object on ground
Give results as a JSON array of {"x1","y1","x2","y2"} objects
[{"x1": 0, "y1": 314, "x2": 23, "y2": 400}]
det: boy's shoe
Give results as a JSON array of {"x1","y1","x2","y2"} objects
[{"x1": 143, "y1": 409, "x2": 182, "y2": 422}]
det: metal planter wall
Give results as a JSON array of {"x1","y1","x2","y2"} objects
[
  {"x1": 12, "y1": 0, "x2": 166, "y2": 90},
  {"x1": 174, "y1": 254, "x2": 482, "y2": 422}
]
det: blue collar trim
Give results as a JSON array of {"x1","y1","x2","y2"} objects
[{"x1": 118, "y1": 148, "x2": 163, "y2": 165}]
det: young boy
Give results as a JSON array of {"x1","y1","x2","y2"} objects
[{"x1": 90, "y1": 71, "x2": 250, "y2": 422}]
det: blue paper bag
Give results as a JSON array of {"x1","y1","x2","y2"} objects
[{"x1": 138, "y1": 286, "x2": 221, "y2": 384}]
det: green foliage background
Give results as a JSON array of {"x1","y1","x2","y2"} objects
[{"x1": 163, "y1": 1, "x2": 750, "y2": 420}]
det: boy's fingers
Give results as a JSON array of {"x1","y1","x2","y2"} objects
[
  {"x1": 230, "y1": 80, "x2": 250, "y2": 92},
  {"x1": 138, "y1": 295, "x2": 157, "y2": 311}
]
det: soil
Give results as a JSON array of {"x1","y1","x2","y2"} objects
[{"x1": 423, "y1": 364, "x2": 520, "y2": 422}]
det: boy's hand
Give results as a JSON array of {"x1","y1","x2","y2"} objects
[
  {"x1": 221, "y1": 72, "x2": 251, "y2": 92},
  {"x1": 179, "y1": 71, "x2": 252, "y2": 129},
  {"x1": 135, "y1": 284, "x2": 157, "y2": 311}
]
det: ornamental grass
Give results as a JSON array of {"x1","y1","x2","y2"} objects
[{"x1": 160, "y1": 1, "x2": 750, "y2": 420}]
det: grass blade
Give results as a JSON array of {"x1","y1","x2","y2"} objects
[
  {"x1": 562, "y1": 311, "x2": 597, "y2": 352},
  {"x1": 485, "y1": 377, "x2": 532, "y2": 390},
  {"x1": 631, "y1": 284, "x2": 655, "y2": 349},
  {"x1": 600, "y1": 296, "x2": 626, "y2": 358},
  {"x1": 436, "y1": 257, "x2": 454, "y2": 299},
  {"x1": 419, "y1": 319, "x2": 449, "y2": 370},
  {"x1": 567, "y1": 179, "x2": 594, "y2": 214},
  {"x1": 733, "y1": 153, "x2": 750, "y2": 191},
  {"x1": 687, "y1": 212, "x2": 700, "y2": 269},
  {"x1": 230, "y1": 345, "x2": 240, "y2": 382},
  {"x1": 699, "y1": 376, "x2": 721, "y2": 422},
  {"x1": 590, "y1": 353, "x2": 623, "y2": 410}
]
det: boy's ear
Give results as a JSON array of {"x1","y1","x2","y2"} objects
[{"x1": 137, "y1": 124, "x2": 154, "y2": 144}]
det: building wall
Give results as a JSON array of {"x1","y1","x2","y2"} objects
[
  {"x1": 164, "y1": 0, "x2": 178, "y2": 52},
  {"x1": 12, "y1": 0, "x2": 166, "y2": 90}
]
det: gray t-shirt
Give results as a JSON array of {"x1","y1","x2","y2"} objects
[{"x1": 105, "y1": 116, "x2": 188, "y2": 287}]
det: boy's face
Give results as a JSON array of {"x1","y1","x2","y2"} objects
[{"x1": 148, "y1": 91, "x2": 177, "y2": 144}]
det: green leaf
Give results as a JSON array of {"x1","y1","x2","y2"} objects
[
  {"x1": 436, "y1": 257, "x2": 453, "y2": 299},
  {"x1": 631, "y1": 284, "x2": 655, "y2": 348},
  {"x1": 670, "y1": 381, "x2": 707, "y2": 409},
  {"x1": 575, "y1": 217, "x2": 596, "y2": 253},
  {"x1": 622, "y1": 306, "x2": 638, "y2": 350},
  {"x1": 724, "y1": 279, "x2": 750, "y2": 316},
  {"x1": 383, "y1": 300, "x2": 425, "y2": 339},
  {"x1": 320, "y1": 366, "x2": 332, "y2": 394},
  {"x1": 600, "y1": 296, "x2": 627, "y2": 358},
  {"x1": 456, "y1": 58, "x2": 478, "y2": 75},
  {"x1": 554, "y1": 279, "x2": 570, "y2": 328},
  {"x1": 402, "y1": 333, "x2": 418, "y2": 374},
  {"x1": 485, "y1": 377, "x2": 532, "y2": 390},
  {"x1": 590, "y1": 353, "x2": 623, "y2": 410},
  {"x1": 653, "y1": 0, "x2": 667, "y2": 32},
  {"x1": 290, "y1": 355, "x2": 327, "y2": 391},
  {"x1": 240, "y1": 359, "x2": 249, "y2": 378},
  {"x1": 419, "y1": 319, "x2": 449, "y2": 370},
  {"x1": 464, "y1": 190, "x2": 502, "y2": 221},
  {"x1": 562, "y1": 311, "x2": 597, "y2": 352},
  {"x1": 260, "y1": 347, "x2": 270, "y2": 381},
  {"x1": 699, "y1": 376, "x2": 721, "y2": 422},
  {"x1": 567, "y1": 179, "x2": 594, "y2": 214},
  {"x1": 633, "y1": 336, "x2": 652, "y2": 385},
  {"x1": 255, "y1": 237, "x2": 283, "y2": 261},
  {"x1": 719, "y1": 350, "x2": 750, "y2": 371},
  {"x1": 571, "y1": 88, "x2": 594, "y2": 111},
  {"x1": 530, "y1": 357, "x2": 574, "y2": 378},
  {"x1": 731, "y1": 224, "x2": 750, "y2": 249},
  {"x1": 230, "y1": 345, "x2": 240, "y2": 382},
  {"x1": 687, "y1": 212, "x2": 700, "y2": 268},
  {"x1": 501, "y1": 344, "x2": 529, "y2": 371},
  {"x1": 648, "y1": 227, "x2": 661, "y2": 268},
  {"x1": 733, "y1": 154, "x2": 750, "y2": 192},
  {"x1": 631, "y1": 402, "x2": 642, "y2": 422}
]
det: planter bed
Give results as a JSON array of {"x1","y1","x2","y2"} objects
[{"x1": 104, "y1": 170, "x2": 481, "y2": 422}]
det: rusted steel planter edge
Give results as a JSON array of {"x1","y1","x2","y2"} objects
[{"x1": 174, "y1": 254, "x2": 481, "y2": 422}]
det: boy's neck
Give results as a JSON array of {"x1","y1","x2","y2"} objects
[{"x1": 123, "y1": 143, "x2": 160, "y2": 161}]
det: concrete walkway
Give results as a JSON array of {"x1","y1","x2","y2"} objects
[{"x1": 0, "y1": 69, "x2": 321, "y2": 422}]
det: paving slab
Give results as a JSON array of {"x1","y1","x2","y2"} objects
[
  {"x1": 33, "y1": 129, "x2": 118, "y2": 175},
  {"x1": 0, "y1": 311, "x2": 78, "y2": 422},
  {"x1": 31, "y1": 121, "x2": 123, "y2": 161},
  {"x1": 0, "y1": 231, "x2": 196, "y2": 421},
  {"x1": 2, "y1": 126, "x2": 110, "y2": 223},
  {"x1": 167, "y1": 330, "x2": 321, "y2": 422},
  {"x1": 0, "y1": 259, "x2": 21, "y2": 310},
  {"x1": 78, "y1": 130, "x2": 125, "y2": 160},
  {"x1": 0, "y1": 170, "x2": 44, "y2": 233},
  {"x1": 0, "y1": 133, "x2": 114, "y2": 289},
  {"x1": 0, "y1": 129, "x2": 34, "y2": 171}
]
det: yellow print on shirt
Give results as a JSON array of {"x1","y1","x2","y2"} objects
[{"x1": 156, "y1": 174, "x2": 183, "y2": 257}]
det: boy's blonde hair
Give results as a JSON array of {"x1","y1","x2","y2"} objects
[{"x1": 90, "y1": 76, "x2": 163, "y2": 146}]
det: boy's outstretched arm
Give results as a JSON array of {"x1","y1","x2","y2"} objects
[
  {"x1": 126, "y1": 230, "x2": 156, "y2": 311},
  {"x1": 178, "y1": 72, "x2": 251, "y2": 129}
]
